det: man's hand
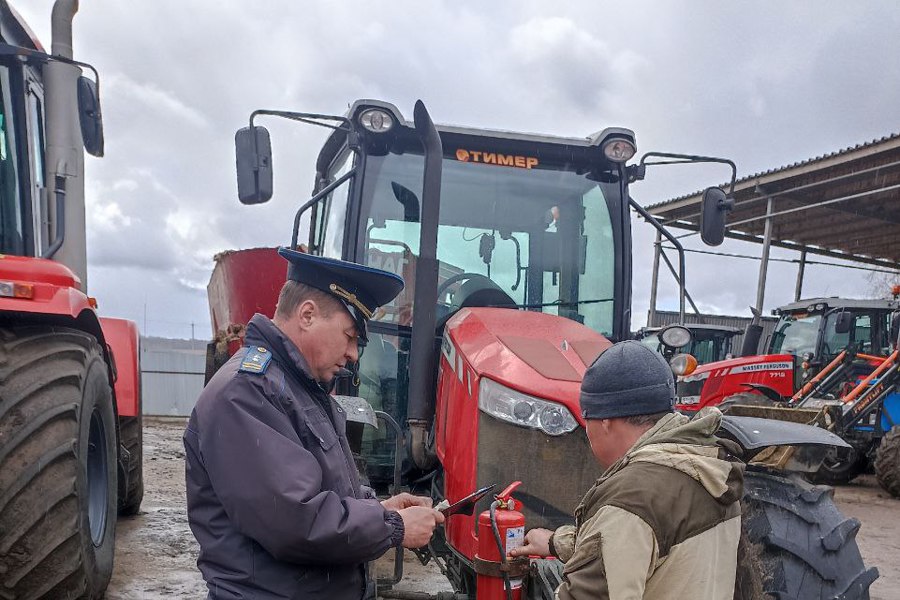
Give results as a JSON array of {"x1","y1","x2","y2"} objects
[
  {"x1": 508, "y1": 527, "x2": 554, "y2": 558},
  {"x1": 398, "y1": 506, "x2": 445, "y2": 548},
  {"x1": 382, "y1": 492, "x2": 433, "y2": 511}
]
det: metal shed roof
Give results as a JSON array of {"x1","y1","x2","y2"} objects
[{"x1": 647, "y1": 133, "x2": 900, "y2": 270}]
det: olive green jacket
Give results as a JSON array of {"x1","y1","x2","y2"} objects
[{"x1": 552, "y1": 409, "x2": 744, "y2": 600}]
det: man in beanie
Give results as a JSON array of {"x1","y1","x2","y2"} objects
[
  {"x1": 510, "y1": 340, "x2": 744, "y2": 600},
  {"x1": 184, "y1": 249, "x2": 444, "y2": 599}
]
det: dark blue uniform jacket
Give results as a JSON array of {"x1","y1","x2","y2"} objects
[{"x1": 184, "y1": 314, "x2": 403, "y2": 599}]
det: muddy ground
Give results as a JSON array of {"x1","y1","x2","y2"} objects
[{"x1": 107, "y1": 419, "x2": 900, "y2": 599}]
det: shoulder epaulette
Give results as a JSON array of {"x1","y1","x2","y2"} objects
[{"x1": 239, "y1": 346, "x2": 273, "y2": 375}]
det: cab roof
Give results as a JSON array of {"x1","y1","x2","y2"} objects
[{"x1": 776, "y1": 297, "x2": 899, "y2": 314}]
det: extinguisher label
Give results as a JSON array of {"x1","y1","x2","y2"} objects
[{"x1": 506, "y1": 526, "x2": 525, "y2": 555}]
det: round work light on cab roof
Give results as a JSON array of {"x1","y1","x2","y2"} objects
[
  {"x1": 658, "y1": 324, "x2": 692, "y2": 349},
  {"x1": 359, "y1": 108, "x2": 394, "y2": 133},
  {"x1": 602, "y1": 138, "x2": 636, "y2": 163}
]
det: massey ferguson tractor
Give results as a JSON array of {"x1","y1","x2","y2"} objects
[
  {"x1": 675, "y1": 297, "x2": 900, "y2": 493},
  {"x1": 212, "y1": 99, "x2": 878, "y2": 599},
  {"x1": 0, "y1": 3, "x2": 142, "y2": 599}
]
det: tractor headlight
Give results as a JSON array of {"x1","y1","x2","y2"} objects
[{"x1": 478, "y1": 377, "x2": 578, "y2": 436}]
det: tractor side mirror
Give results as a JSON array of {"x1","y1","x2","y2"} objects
[
  {"x1": 834, "y1": 311, "x2": 853, "y2": 334},
  {"x1": 77, "y1": 76, "x2": 104, "y2": 157},
  {"x1": 700, "y1": 186, "x2": 734, "y2": 246},
  {"x1": 235, "y1": 125, "x2": 273, "y2": 205}
]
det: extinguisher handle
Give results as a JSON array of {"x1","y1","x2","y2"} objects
[{"x1": 496, "y1": 480, "x2": 522, "y2": 502}]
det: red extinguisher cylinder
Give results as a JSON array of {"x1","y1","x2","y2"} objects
[{"x1": 474, "y1": 482, "x2": 526, "y2": 600}]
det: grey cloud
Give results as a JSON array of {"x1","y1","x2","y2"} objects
[{"x1": 16, "y1": 1, "x2": 899, "y2": 338}]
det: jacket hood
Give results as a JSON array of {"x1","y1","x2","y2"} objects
[{"x1": 583, "y1": 409, "x2": 743, "y2": 512}]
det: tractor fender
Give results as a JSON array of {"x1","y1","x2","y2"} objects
[
  {"x1": 100, "y1": 317, "x2": 141, "y2": 418},
  {"x1": 719, "y1": 415, "x2": 850, "y2": 473}
]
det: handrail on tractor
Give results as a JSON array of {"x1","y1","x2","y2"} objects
[
  {"x1": 792, "y1": 350, "x2": 847, "y2": 403},
  {"x1": 843, "y1": 350, "x2": 899, "y2": 404}
]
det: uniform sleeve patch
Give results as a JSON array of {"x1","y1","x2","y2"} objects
[{"x1": 239, "y1": 346, "x2": 272, "y2": 374}]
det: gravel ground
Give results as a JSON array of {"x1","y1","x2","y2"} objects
[{"x1": 107, "y1": 419, "x2": 900, "y2": 599}]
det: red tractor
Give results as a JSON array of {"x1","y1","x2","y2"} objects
[
  {"x1": 675, "y1": 297, "x2": 900, "y2": 490},
  {"x1": 211, "y1": 99, "x2": 877, "y2": 598},
  {"x1": 0, "y1": 3, "x2": 142, "y2": 599},
  {"x1": 675, "y1": 298, "x2": 898, "y2": 413}
]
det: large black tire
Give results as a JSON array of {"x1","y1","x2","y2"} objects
[
  {"x1": 874, "y1": 427, "x2": 900, "y2": 497},
  {"x1": 739, "y1": 469, "x2": 878, "y2": 600},
  {"x1": 0, "y1": 325, "x2": 117, "y2": 599},
  {"x1": 809, "y1": 445, "x2": 869, "y2": 486},
  {"x1": 117, "y1": 415, "x2": 144, "y2": 515}
]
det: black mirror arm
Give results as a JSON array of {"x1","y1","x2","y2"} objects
[
  {"x1": 638, "y1": 152, "x2": 737, "y2": 194},
  {"x1": 290, "y1": 167, "x2": 356, "y2": 249},
  {"x1": 0, "y1": 42, "x2": 101, "y2": 93},
  {"x1": 629, "y1": 196, "x2": 687, "y2": 323},
  {"x1": 249, "y1": 109, "x2": 352, "y2": 133}
]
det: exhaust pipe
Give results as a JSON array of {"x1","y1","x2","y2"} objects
[
  {"x1": 46, "y1": 0, "x2": 89, "y2": 289},
  {"x1": 741, "y1": 306, "x2": 763, "y2": 357},
  {"x1": 406, "y1": 100, "x2": 442, "y2": 471},
  {"x1": 51, "y1": 0, "x2": 78, "y2": 58}
]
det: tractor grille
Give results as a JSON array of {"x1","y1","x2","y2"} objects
[
  {"x1": 476, "y1": 414, "x2": 601, "y2": 530},
  {"x1": 677, "y1": 379, "x2": 705, "y2": 398}
]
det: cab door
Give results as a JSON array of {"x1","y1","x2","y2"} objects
[{"x1": 24, "y1": 74, "x2": 47, "y2": 256}]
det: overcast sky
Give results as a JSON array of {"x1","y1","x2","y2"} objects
[{"x1": 17, "y1": 1, "x2": 900, "y2": 339}]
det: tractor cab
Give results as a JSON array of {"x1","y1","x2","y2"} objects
[
  {"x1": 637, "y1": 323, "x2": 740, "y2": 365},
  {"x1": 769, "y1": 298, "x2": 897, "y2": 366},
  {"x1": 282, "y1": 101, "x2": 633, "y2": 480}
]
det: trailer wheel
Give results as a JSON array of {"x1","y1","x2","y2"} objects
[
  {"x1": 0, "y1": 326, "x2": 117, "y2": 599},
  {"x1": 874, "y1": 427, "x2": 900, "y2": 497},
  {"x1": 739, "y1": 469, "x2": 878, "y2": 600}
]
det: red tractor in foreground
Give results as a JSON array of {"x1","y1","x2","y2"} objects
[
  {"x1": 209, "y1": 99, "x2": 877, "y2": 599},
  {"x1": 0, "y1": 3, "x2": 142, "y2": 599}
]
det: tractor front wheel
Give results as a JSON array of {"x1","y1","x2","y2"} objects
[
  {"x1": 874, "y1": 427, "x2": 900, "y2": 497},
  {"x1": 0, "y1": 325, "x2": 117, "y2": 599},
  {"x1": 738, "y1": 468, "x2": 878, "y2": 600}
]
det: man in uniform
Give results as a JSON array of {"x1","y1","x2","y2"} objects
[
  {"x1": 510, "y1": 340, "x2": 744, "y2": 600},
  {"x1": 185, "y1": 248, "x2": 444, "y2": 599}
]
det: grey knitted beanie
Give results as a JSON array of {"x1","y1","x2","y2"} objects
[{"x1": 580, "y1": 340, "x2": 675, "y2": 420}]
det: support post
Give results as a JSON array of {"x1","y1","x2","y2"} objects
[
  {"x1": 648, "y1": 230, "x2": 662, "y2": 326},
  {"x1": 755, "y1": 196, "x2": 775, "y2": 313},
  {"x1": 795, "y1": 249, "x2": 807, "y2": 302}
]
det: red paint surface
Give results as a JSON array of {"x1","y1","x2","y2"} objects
[
  {"x1": 101, "y1": 317, "x2": 141, "y2": 417},
  {"x1": 436, "y1": 307, "x2": 611, "y2": 559},
  {"x1": 0, "y1": 255, "x2": 93, "y2": 318},
  {"x1": 675, "y1": 354, "x2": 796, "y2": 413},
  {"x1": 207, "y1": 248, "x2": 286, "y2": 336}
]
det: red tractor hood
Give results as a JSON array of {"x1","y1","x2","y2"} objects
[{"x1": 444, "y1": 307, "x2": 611, "y2": 423}]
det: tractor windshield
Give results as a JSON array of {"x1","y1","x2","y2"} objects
[
  {"x1": 350, "y1": 150, "x2": 618, "y2": 335},
  {"x1": 769, "y1": 313, "x2": 821, "y2": 357},
  {"x1": 0, "y1": 65, "x2": 24, "y2": 256}
]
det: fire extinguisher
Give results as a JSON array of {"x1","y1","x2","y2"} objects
[{"x1": 475, "y1": 481, "x2": 530, "y2": 600}]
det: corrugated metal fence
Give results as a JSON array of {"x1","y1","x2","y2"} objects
[
  {"x1": 647, "y1": 310, "x2": 779, "y2": 355},
  {"x1": 141, "y1": 336, "x2": 208, "y2": 416}
]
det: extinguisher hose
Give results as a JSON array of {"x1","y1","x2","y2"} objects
[{"x1": 489, "y1": 500, "x2": 514, "y2": 600}]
